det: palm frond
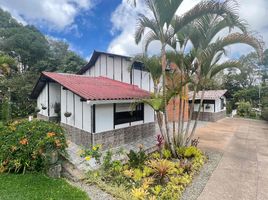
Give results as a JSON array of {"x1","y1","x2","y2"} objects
[
  {"x1": 172, "y1": 0, "x2": 240, "y2": 36},
  {"x1": 209, "y1": 60, "x2": 242, "y2": 78},
  {"x1": 135, "y1": 14, "x2": 159, "y2": 44}
]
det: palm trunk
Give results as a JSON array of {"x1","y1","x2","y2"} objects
[
  {"x1": 161, "y1": 46, "x2": 175, "y2": 156},
  {"x1": 184, "y1": 85, "x2": 197, "y2": 145},
  {"x1": 187, "y1": 88, "x2": 205, "y2": 146},
  {"x1": 172, "y1": 96, "x2": 176, "y2": 145}
]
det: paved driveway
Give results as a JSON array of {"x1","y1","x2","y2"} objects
[{"x1": 195, "y1": 118, "x2": 268, "y2": 200}]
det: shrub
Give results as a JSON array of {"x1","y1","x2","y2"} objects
[
  {"x1": 127, "y1": 148, "x2": 147, "y2": 169},
  {"x1": 0, "y1": 120, "x2": 67, "y2": 173},
  {"x1": 161, "y1": 149, "x2": 172, "y2": 159},
  {"x1": 237, "y1": 101, "x2": 252, "y2": 117},
  {"x1": 261, "y1": 107, "x2": 268, "y2": 121}
]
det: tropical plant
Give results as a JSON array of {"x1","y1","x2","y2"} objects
[
  {"x1": 134, "y1": 0, "x2": 252, "y2": 154},
  {"x1": 127, "y1": 148, "x2": 147, "y2": 169},
  {"x1": 148, "y1": 159, "x2": 175, "y2": 183}
]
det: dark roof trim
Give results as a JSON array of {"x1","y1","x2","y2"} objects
[{"x1": 77, "y1": 50, "x2": 132, "y2": 74}]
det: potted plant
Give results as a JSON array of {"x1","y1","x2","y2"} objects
[
  {"x1": 64, "y1": 111, "x2": 72, "y2": 118},
  {"x1": 41, "y1": 104, "x2": 47, "y2": 110},
  {"x1": 35, "y1": 107, "x2": 41, "y2": 113}
]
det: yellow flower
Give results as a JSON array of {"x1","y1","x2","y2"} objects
[
  {"x1": 85, "y1": 156, "x2": 91, "y2": 161},
  {"x1": 92, "y1": 146, "x2": 97, "y2": 151}
]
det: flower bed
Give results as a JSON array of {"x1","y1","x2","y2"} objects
[
  {"x1": 85, "y1": 145, "x2": 205, "y2": 200},
  {"x1": 0, "y1": 119, "x2": 67, "y2": 173}
]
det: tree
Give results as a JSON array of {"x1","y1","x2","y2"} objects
[
  {"x1": 0, "y1": 53, "x2": 16, "y2": 76},
  {"x1": 0, "y1": 25, "x2": 49, "y2": 71},
  {"x1": 134, "y1": 0, "x2": 244, "y2": 155}
]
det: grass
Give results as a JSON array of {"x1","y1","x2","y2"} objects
[{"x1": 0, "y1": 173, "x2": 89, "y2": 200}]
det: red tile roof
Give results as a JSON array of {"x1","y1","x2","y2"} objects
[
  {"x1": 188, "y1": 90, "x2": 227, "y2": 100},
  {"x1": 35, "y1": 72, "x2": 150, "y2": 101}
]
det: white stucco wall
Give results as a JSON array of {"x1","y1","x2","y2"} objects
[
  {"x1": 48, "y1": 83, "x2": 61, "y2": 117},
  {"x1": 37, "y1": 84, "x2": 48, "y2": 116},
  {"x1": 82, "y1": 53, "x2": 155, "y2": 91},
  {"x1": 83, "y1": 54, "x2": 132, "y2": 84},
  {"x1": 82, "y1": 102, "x2": 91, "y2": 132},
  {"x1": 144, "y1": 104, "x2": 155, "y2": 123},
  {"x1": 95, "y1": 104, "x2": 114, "y2": 133},
  {"x1": 193, "y1": 96, "x2": 227, "y2": 113},
  {"x1": 60, "y1": 87, "x2": 91, "y2": 132}
]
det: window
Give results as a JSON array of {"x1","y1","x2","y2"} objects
[{"x1": 114, "y1": 103, "x2": 144, "y2": 125}]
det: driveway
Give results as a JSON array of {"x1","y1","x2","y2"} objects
[{"x1": 195, "y1": 118, "x2": 268, "y2": 200}]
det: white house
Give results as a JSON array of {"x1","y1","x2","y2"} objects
[
  {"x1": 31, "y1": 50, "x2": 156, "y2": 149},
  {"x1": 188, "y1": 90, "x2": 228, "y2": 122},
  {"x1": 77, "y1": 50, "x2": 154, "y2": 92}
]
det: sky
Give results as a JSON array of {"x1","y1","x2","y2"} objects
[{"x1": 0, "y1": 0, "x2": 268, "y2": 61}]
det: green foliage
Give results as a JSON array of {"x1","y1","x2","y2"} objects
[
  {"x1": 261, "y1": 107, "x2": 268, "y2": 121},
  {"x1": 102, "y1": 150, "x2": 113, "y2": 170},
  {"x1": 226, "y1": 101, "x2": 233, "y2": 115},
  {"x1": 0, "y1": 120, "x2": 67, "y2": 173},
  {"x1": 127, "y1": 148, "x2": 148, "y2": 169},
  {"x1": 237, "y1": 101, "x2": 252, "y2": 117},
  {"x1": 0, "y1": 72, "x2": 39, "y2": 119},
  {"x1": 80, "y1": 144, "x2": 102, "y2": 164},
  {"x1": 161, "y1": 148, "x2": 172, "y2": 159},
  {"x1": 0, "y1": 173, "x2": 89, "y2": 200},
  {"x1": 1, "y1": 97, "x2": 10, "y2": 122}
]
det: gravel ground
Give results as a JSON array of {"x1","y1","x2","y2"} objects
[
  {"x1": 181, "y1": 151, "x2": 223, "y2": 200},
  {"x1": 66, "y1": 179, "x2": 116, "y2": 200}
]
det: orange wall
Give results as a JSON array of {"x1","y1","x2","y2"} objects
[{"x1": 167, "y1": 96, "x2": 189, "y2": 122}]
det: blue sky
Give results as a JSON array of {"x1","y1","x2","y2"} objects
[
  {"x1": 0, "y1": 0, "x2": 267, "y2": 61},
  {"x1": 39, "y1": 0, "x2": 122, "y2": 59}
]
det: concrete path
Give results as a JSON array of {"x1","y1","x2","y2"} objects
[{"x1": 196, "y1": 118, "x2": 268, "y2": 200}]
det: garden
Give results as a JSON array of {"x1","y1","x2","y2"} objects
[
  {"x1": 81, "y1": 141, "x2": 205, "y2": 200},
  {"x1": 0, "y1": 119, "x2": 89, "y2": 200}
]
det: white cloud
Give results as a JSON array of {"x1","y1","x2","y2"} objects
[
  {"x1": 108, "y1": 0, "x2": 268, "y2": 59},
  {"x1": 0, "y1": 0, "x2": 94, "y2": 30}
]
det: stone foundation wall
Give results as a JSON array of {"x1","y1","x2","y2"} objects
[
  {"x1": 192, "y1": 110, "x2": 226, "y2": 122},
  {"x1": 93, "y1": 122, "x2": 156, "y2": 150},
  {"x1": 37, "y1": 114, "x2": 59, "y2": 122},
  {"x1": 61, "y1": 123, "x2": 92, "y2": 148},
  {"x1": 37, "y1": 113, "x2": 49, "y2": 121},
  {"x1": 38, "y1": 113, "x2": 156, "y2": 150}
]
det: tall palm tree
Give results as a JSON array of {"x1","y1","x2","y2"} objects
[
  {"x1": 135, "y1": 0, "x2": 244, "y2": 154},
  {"x1": 186, "y1": 33, "x2": 264, "y2": 145}
]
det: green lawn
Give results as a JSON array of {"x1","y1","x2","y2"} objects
[{"x1": 0, "y1": 173, "x2": 89, "y2": 200}]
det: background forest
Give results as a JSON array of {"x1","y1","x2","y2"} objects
[{"x1": 0, "y1": 7, "x2": 267, "y2": 122}]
